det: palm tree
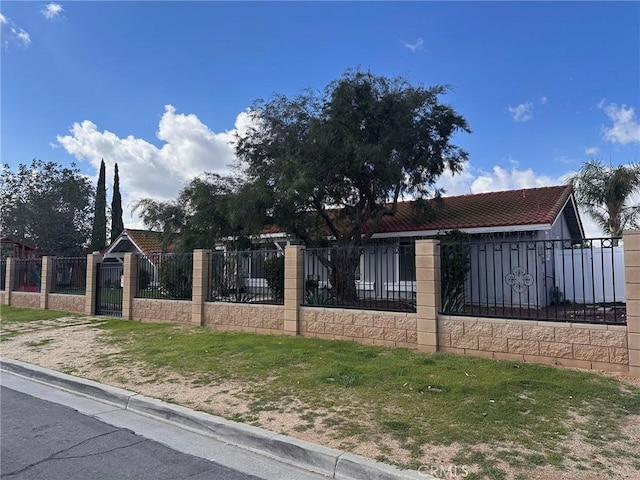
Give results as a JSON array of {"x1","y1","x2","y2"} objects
[{"x1": 567, "y1": 160, "x2": 640, "y2": 241}]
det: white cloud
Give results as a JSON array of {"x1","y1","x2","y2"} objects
[
  {"x1": 41, "y1": 3, "x2": 63, "y2": 20},
  {"x1": 57, "y1": 105, "x2": 250, "y2": 228},
  {"x1": 540, "y1": 96, "x2": 548, "y2": 105},
  {"x1": 404, "y1": 38, "x2": 424, "y2": 52},
  {"x1": 507, "y1": 102, "x2": 533, "y2": 122},
  {"x1": 0, "y1": 14, "x2": 31, "y2": 48},
  {"x1": 585, "y1": 146, "x2": 599, "y2": 156},
  {"x1": 599, "y1": 101, "x2": 640, "y2": 144}
]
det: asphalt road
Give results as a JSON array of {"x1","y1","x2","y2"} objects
[{"x1": 1, "y1": 386, "x2": 265, "y2": 480}]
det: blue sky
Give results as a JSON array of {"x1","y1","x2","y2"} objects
[{"x1": 2, "y1": 1, "x2": 639, "y2": 235}]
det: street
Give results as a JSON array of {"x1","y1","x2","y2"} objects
[{"x1": 1, "y1": 387, "x2": 264, "y2": 480}]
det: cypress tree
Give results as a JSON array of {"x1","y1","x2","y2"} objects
[
  {"x1": 110, "y1": 163, "x2": 124, "y2": 242},
  {"x1": 90, "y1": 159, "x2": 107, "y2": 251}
]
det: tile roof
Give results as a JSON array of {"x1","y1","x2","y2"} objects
[
  {"x1": 373, "y1": 185, "x2": 574, "y2": 234},
  {"x1": 262, "y1": 185, "x2": 575, "y2": 236},
  {"x1": 120, "y1": 229, "x2": 166, "y2": 255}
]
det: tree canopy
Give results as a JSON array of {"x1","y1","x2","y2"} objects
[
  {"x1": 110, "y1": 163, "x2": 124, "y2": 243},
  {"x1": 567, "y1": 160, "x2": 640, "y2": 239},
  {"x1": 235, "y1": 69, "x2": 470, "y2": 248},
  {"x1": 90, "y1": 159, "x2": 107, "y2": 251},
  {"x1": 1, "y1": 160, "x2": 94, "y2": 255}
]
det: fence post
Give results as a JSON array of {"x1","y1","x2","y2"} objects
[
  {"x1": 4, "y1": 258, "x2": 15, "y2": 306},
  {"x1": 85, "y1": 253, "x2": 102, "y2": 315},
  {"x1": 192, "y1": 250, "x2": 210, "y2": 326},
  {"x1": 415, "y1": 239, "x2": 440, "y2": 353},
  {"x1": 122, "y1": 253, "x2": 138, "y2": 320},
  {"x1": 284, "y1": 245, "x2": 304, "y2": 336},
  {"x1": 40, "y1": 256, "x2": 54, "y2": 310},
  {"x1": 624, "y1": 231, "x2": 640, "y2": 378}
]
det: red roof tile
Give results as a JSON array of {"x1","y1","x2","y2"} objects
[{"x1": 262, "y1": 185, "x2": 575, "y2": 235}]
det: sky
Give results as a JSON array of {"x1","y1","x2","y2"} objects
[{"x1": 1, "y1": 1, "x2": 639, "y2": 237}]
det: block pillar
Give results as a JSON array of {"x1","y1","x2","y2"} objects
[
  {"x1": 623, "y1": 230, "x2": 640, "y2": 377},
  {"x1": 192, "y1": 249, "x2": 210, "y2": 326},
  {"x1": 415, "y1": 239, "x2": 441, "y2": 353},
  {"x1": 40, "y1": 256, "x2": 54, "y2": 309},
  {"x1": 284, "y1": 245, "x2": 304, "y2": 336},
  {"x1": 85, "y1": 253, "x2": 102, "y2": 315},
  {"x1": 4, "y1": 257, "x2": 15, "y2": 305},
  {"x1": 122, "y1": 253, "x2": 138, "y2": 320}
]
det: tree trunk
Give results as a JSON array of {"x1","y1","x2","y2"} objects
[{"x1": 329, "y1": 245, "x2": 361, "y2": 304}]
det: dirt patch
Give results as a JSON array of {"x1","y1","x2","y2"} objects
[{"x1": 1, "y1": 317, "x2": 638, "y2": 480}]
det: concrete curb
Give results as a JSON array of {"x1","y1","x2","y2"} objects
[{"x1": 1, "y1": 358, "x2": 430, "y2": 480}]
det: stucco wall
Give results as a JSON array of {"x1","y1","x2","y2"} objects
[
  {"x1": 132, "y1": 298, "x2": 193, "y2": 325},
  {"x1": 10, "y1": 292, "x2": 41, "y2": 309},
  {"x1": 203, "y1": 302, "x2": 284, "y2": 334},
  {"x1": 438, "y1": 315, "x2": 629, "y2": 373},
  {"x1": 299, "y1": 306, "x2": 418, "y2": 348},
  {"x1": 48, "y1": 294, "x2": 85, "y2": 314}
]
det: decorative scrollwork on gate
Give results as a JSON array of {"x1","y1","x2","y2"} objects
[{"x1": 505, "y1": 266, "x2": 534, "y2": 293}]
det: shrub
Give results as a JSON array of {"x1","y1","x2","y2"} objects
[
  {"x1": 158, "y1": 255, "x2": 192, "y2": 299},
  {"x1": 264, "y1": 255, "x2": 285, "y2": 301}
]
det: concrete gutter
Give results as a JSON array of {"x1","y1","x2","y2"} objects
[{"x1": 1, "y1": 358, "x2": 431, "y2": 480}]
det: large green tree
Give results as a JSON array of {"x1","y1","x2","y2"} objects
[
  {"x1": 567, "y1": 160, "x2": 640, "y2": 240},
  {"x1": 134, "y1": 173, "x2": 265, "y2": 252},
  {"x1": 0, "y1": 160, "x2": 94, "y2": 255},
  {"x1": 236, "y1": 69, "x2": 470, "y2": 300},
  {"x1": 110, "y1": 162, "x2": 124, "y2": 243},
  {"x1": 90, "y1": 159, "x2": 107, "y2": 251}
]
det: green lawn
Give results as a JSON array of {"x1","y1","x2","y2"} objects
[{"x1": 2, "y1": 306, "x2": 639, "y2": 479}]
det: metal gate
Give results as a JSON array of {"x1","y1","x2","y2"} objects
[{"x1": 96, "y1": 263, "x2": 124, "y2": 317}]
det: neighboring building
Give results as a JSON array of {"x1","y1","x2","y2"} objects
[
  {"x1": 102, "y1": 229, "x2": 170, "y2": 263},
  {"x1": 0, "y1": 236, "x2": 50, "y2": 259}
]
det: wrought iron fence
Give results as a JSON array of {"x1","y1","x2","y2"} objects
[
  {"x1": 207, "y1": 250, "x2": 284, "y2": 305},
  {"x1": 0, "y1": 258, "x2": 6, "y2": 291},
  {"x1": 303, "y1": 243, "x2": 416, "y2": 312},
  {"x1": 52, "y1": 257, "x2": 87, "y2": 295},
  {"x1": 135, "y1": 253, "x2": 193, "y2": 300},
  {"x1": 13, "y1": 258, "x2": 43, "y2": 292},
  {"x1": 440, "y1": 237, "x2": 626, "y2": 325}
]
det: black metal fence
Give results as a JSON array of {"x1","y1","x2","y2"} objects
[
  {"x1": 303, "y1": 243, "x2": 416, "y2": 312},
  {"x1": 13, "y1": 258, "x2": 43, "y2": 292},
  {"x1": 207, "y1": 250, "x2": 284, "y2": 304},
  {"x1": 0, "y1": 258, "x2": 6, "y2": 291},
  {"x1": 440, "y1": 237, "x2": 626, "y2": 324},
  {"x1": 135, "y1": 253, "x2": 193, "y2": 300},
  {"x1": 52, "y1": 257, "x2": 87, "y2": 295}
]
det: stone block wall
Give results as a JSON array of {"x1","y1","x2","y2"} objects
[
  {"x1": 132, "y1": 298, "x2": 193, "y2": 325},
  {"x1": 299, "y1": 306, "x2": 418, "y2": 348},
  {"x1": 48, "y1": 294, "x2": 85, "y2": 314},
  {"x1": 438, "y1": 315, "x2": 629, "y2": 373},
  {"x1": 10, "y1": 292, "x2": 41, "y2": 309},
  {"x1": 203, "y1": 303, "x2": 284, "y2": 334}
]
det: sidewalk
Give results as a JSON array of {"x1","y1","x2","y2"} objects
[{"x1": 1, "y1": 358, "x2": 430, "y2": 480}]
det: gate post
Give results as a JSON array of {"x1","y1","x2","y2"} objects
[
  {"x1": 40, "y1": 256, "x2": 54, "y2": 310},
  {"x1": 624, "y1": 230, "x2": 640, "y2": 378},
  {"x1": 85, "y1": 253, "x2": 102, "y2": 315},
  {"x1": 4, "y1": 257, "x2": 15, "y2": 306},
  {"x1": 192, "y1": 250, "x2": 210, "y2": 326},
  {"x1": 416, "y1": 239, "x2": 440, "y2": 353},
  {"x1": 122, "y1": 253, "x2": 137, "y2": 320},
  {"x1": 284, "y1": 245, "x2": 304, "y2": 336}
]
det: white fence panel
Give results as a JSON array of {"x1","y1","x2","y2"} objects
[{"x1": 554, "y1": 246, "x2": 625, "y2": 303}]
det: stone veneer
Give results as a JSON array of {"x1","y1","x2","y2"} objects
[
  {"x1": 132, "y1": 298, "x2": 193, "y2": 324},
  {"x1": 10, "y1": 292, "x2": 41, "y2": 309},
  {"x1": 203, "y1": 302, "x2": 284, "y2": 334},
  {"x1": 299, "y1": 306, "x2": 418, "y2": 348},
  {"x1": 48, "y1": 294, "x2": 85, "y2": 314},
  {"x1": 438, "y1": 315, "x2": 629, "y2": 373}
]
